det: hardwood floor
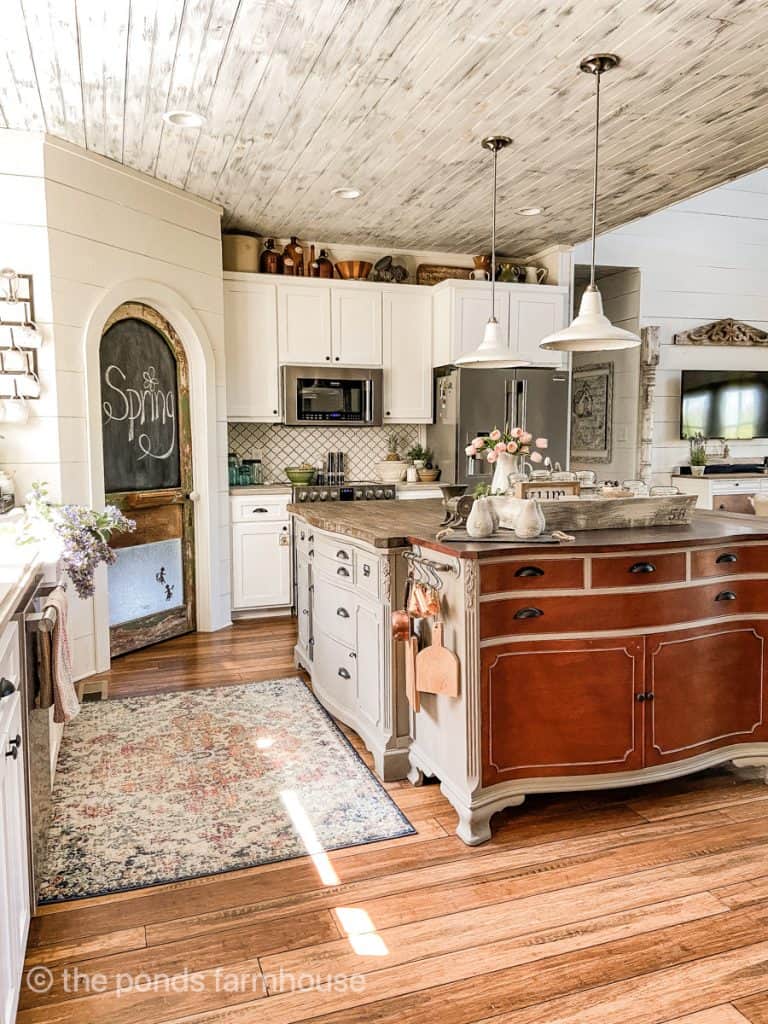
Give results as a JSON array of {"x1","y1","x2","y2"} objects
[{"x1": 20, "y1": 619, "x2": 768, "y2": 1022}]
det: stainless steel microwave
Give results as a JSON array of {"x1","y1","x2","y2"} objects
[{"x1": 281, "y1": 366, "x2": 383, "y2": 426}]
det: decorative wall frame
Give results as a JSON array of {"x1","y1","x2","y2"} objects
[
  {"x1": 571, "y1": 362, "x2": 613, "y2": 465},
  {"x1": 673, "y1": 318, "x2": 768, "y2": 346}
]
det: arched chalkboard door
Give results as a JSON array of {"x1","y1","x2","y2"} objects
[{"x1": 99, "y1": 303, "x2": 195, "y2": 657}]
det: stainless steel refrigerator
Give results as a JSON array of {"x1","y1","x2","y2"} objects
[{"x1": 427, "y1": 365, "x2": 571, "y2": 488}]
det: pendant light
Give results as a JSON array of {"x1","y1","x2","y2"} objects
[
  {"x1": 456, "y1": 136, "x2": 530, "y2": 368},
  {"x1": 540, "y1": 54, "x2": 641, "y2": 352}
]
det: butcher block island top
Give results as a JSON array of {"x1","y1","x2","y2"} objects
[{"x1": 289, "y1": 500, "x2": 768, "y2": 555}]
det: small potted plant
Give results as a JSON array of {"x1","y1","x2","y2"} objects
[
  {"x1": 690, "y1": 435, "x2": 707, "y2": 477},
  {"x1": 406, "y1": 443, "x2": 432, "y2": 470}
]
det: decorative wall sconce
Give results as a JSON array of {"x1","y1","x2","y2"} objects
[{"x1": 0, "y1": 269, "x2": 41, "y2": 422}]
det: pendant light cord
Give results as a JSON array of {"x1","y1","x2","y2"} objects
[
  {"x1": 589, "y1": 68, "x2": 601, "y2": 289},
  {"x1": 490, "y1": 143, "x2": 497, "y2": 319}
]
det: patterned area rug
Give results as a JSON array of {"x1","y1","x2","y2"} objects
[{"x1": 39, "y1": 677, "x2": 414, "y2": 903}]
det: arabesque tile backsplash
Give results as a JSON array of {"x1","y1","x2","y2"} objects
[{"x1": 228, "y1": 423, "x2": 425, "y2": 483}]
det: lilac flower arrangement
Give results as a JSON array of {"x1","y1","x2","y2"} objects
[{"x1": 21, "y1": 483, "x2": 135, "y2": 599}]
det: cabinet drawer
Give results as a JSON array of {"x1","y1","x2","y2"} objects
[
  {"x1": 316, "y1": 555, "x2": 355, "y2": 585},
  {"x1": 480, "y1": 579, "x2": 768, "y2": 639},
  {"x1": 354, "y1": 550, "x2": 380, "y2": 597},
  {"x1": 713, "y1": 494, "x2": 755, "y2": 514},
  {"x1": 231, "y1": 496, "x2": 289, "y2": 522},
  {"x1": 314, "y1": 578, "x2": 356, "y2": 646},
  {"x1": 691, "y1": 544, "x2": 768, "y2": 578},
  {"x1": 591, "y1": 552, "x2": 686, "y2": 589},
  {"x1": 481, "y1": 558, "x2": 584, "y2": 595},
  {"x1": 316, "y1": 535, "x2": 355, "y2": 566}
]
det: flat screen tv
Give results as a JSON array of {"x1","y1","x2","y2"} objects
[{"x1": 681, "y1": 369, "x2": 768, "y2": 440}]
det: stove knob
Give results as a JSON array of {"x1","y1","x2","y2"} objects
[
  {"x1": 374, "y1": 488, "x2": 384, "y2": 499},
  {"x1": 365, "y1": 488, "x2": 374, "y2": 499},
  {"x1": 298, "y1": 491, "x2": 308, "y2": 502},
  {"x1": 319, "y1": 490, "x2": 329, "y2": 501},
  {"x1": 309, "y1": 491, "x2": 319, "y2": 502},
  {"x1": 384, "y1": 487, "x2": 395, "y2": 499}
]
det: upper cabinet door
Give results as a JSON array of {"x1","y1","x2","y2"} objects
[
  {"x1": 331, "y1": 288, "x2": 382, "y2": 365},
  {"x1": 278, "y1": 285, "x2": 332, "y2": 364},
  {"x1": 383, "y1": 290, "x2": 432, "y2": 423},
  {"x1": 511, "y1": 289, "x2": 568, "y2": 368},
  {"x1": 224, "y1": 282, "x2": 279, "y2": 421},
  {"x1": 453, "y1": 289, "x2": 511, "y2": 361}
]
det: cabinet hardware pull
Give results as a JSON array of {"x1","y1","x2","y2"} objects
[
  {"x1": 716, "y1": 553, "x2": 738, "y2": 564},
  {"x1": 308, "y1": 549, "x2": 314, "y2": 559},
  {"x1": 336, "y1": 550, "x2": 350, "y2": 560},
  {"x1": 300, "y1": 531, "x2": 305, "y2": 541},
  {"x1": 308, "y1": 534, "x2": 314, "y2": 542},
  {"x1": 252, "y1": 507, "x2": 268, "y2": 513},
  {"x1": 646, "y1": 692, "x2": 655, "y2": 701},
  {"x1": 337, "y1": 566, "x2": 350, "y2": 577},
  {"x1": 5, "y1": 734, "x2": 20, "y2": 759},
  {"x1": 629, "y1": 562, "x2": 656, "y2": 574},
  {"x1": 338, "y1": 668, "x2": 351, "y2": 679},
  {"x1": 514, "y1": 566, "x2": 544, "y2": 578},
  {"x1": 302, "y1": 609, "x2": 309, "y2": 616},
  {"x1": 635, "y1": 693, "x2": 647, "y2": 702},
  {"x1": 362, "y1": 565, "x2": 371, "y2": 577},
  {"x1": 514, "y1": 607, "x2": 544, "y2": 620},
  {"x1": 0, "y1": 678, "x2": 15, "y2": 698},
  {"x1": 715, "y1": 590, "x2": 737, "y2": 601},
  {"x1": 349, "y1": 651, "x2": 357, "y2": 659},
  {"x1": 337, "y1": 607, "x2": 350, "y2": 618}
]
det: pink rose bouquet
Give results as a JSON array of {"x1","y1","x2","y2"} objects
[{"x1": 465, "y1": 427, "x2": 548, "y2": 464}]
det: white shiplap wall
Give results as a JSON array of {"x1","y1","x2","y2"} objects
[
  {"x1": 573, "y1": 168, "x2": 768, "y2": 485},
  {"x1": 0, "y1": 131, "x2": 230, "y2": 680}
]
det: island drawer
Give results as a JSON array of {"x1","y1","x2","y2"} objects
[
  {"x1": 313, "y1": 578, "x2": 357, "y2": 647},
  {"x1": 591, "y1": 552, "x2": 686, "y2": 589},
  {"x1": 313, "y1": 631, "x2": 357, "y2": 705},
  {"x1": 480, "y1": 558, "x2": 584, "y2": 595},
  {"x1": 316, "y1": 535, "x2": 355, "y2": 566},
  {"x1": 354, "y1": 550, "x2": 380, "y2": 598},
  {"x1": 691, "y1": 544, "x2": 768, "y2": 579},
  {"x1": 480, "y1": 578, "x2": 768, "y2": 639}
]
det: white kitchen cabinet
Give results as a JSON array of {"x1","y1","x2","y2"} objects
[
  {"x1": 278, "y1": 284, "x2": 332, "y2": 364},
  {"x1": 432, "y1": 281, "x2": 568, "y2": 369},
  {"x1": 223, "y1": 280, "x2": 280, "y2": 421},
  {"x1": 331, "y1": 288, "x2": 382, "y2": 365},
  {"x1": 383, "y1": 290, "x2": 432, "y2": 422},
  {"x1": 0, "y1": 620, "x2": 30, "y2": 1024},
  {"x1": 232, "y1": 521, "x2": 292, "y2": 610}
]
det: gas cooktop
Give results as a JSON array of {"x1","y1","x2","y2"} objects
[{"x1": 292, "y1": 481, "x2": 396, "y2": 502}]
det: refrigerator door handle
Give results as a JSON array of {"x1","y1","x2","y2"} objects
[{"x1": 518, "y1": 379, "x2": 528, "y2": 430}]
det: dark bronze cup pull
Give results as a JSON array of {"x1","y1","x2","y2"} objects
[
  {"x1": 715, "y1": 590, "x2": 737, "y2": 602},
  {"x1": 514, "y1": 607, "x2": 544, "y2": 620},
  {"x1": 629, "y1": 562, "x2": 656, "y2": 574},
  {"x1": 338, "y1": 668, "x2": 351, "y2": 679},
  {"x1": 514, "y1": 566, "x2": 544, "y2": 578},
  {"x1": 337, "y1": 566, "x2": 350, "y2": 577},
  {"x1": 5, "y1": 734, "x2": 20, "y2": 759},
  {"x1": 635, "y1": 692, "x2": 647, "y2": 703},
  {"x1": 337, "y1": 607, "x2": 350, "y2": 618},
  {"x1": 336, "y1": 550, "x2": 350, "y2": 560},
  {"x1": 716, "y1": 553, "x2": 738, "y2": 564}
]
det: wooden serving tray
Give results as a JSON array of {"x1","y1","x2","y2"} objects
[{"x1": 495, "y1": 494, "x2": 698, "y2": 532}]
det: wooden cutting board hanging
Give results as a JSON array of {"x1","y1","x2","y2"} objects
[
  {"x1": 415, "y1": 622, "x2": 459, "y2": 697},
  {"x1": 405, "y1": 635, "x2": 420, "y2": 711}
]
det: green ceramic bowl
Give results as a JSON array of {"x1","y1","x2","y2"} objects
[{"x1": 284, "y1": 466, "x2": 315, "y2": 485}]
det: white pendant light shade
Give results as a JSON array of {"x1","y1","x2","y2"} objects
[
  {"x1": 455, "y1": 134, "x2": 530, "y2": 369},
  {"x1": 540, "y1": 285, "x2": 640, "y2": 351},
  {"x1": 540, "y1": 53, "x2": 640, "y2": 355}
]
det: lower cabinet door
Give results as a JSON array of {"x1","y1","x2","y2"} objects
[
  {"x1": 232, "y1": 522, "x2": 292, "y2": 609},
  {"x1": 481, "y1": 636, "x2": 645, "y2": 786},
  {"x1": 646, "y1": 620, "x2": 768, "y2": 766},
  {"x1": 313, "y1": 632, "x2": 357, "y2": 717},
  {"x1": 296, "y1": 556, "x2": 312, "y2": 654},
  {"x1": 355, "y1": 600, "x2": 383, "y2": 729}
]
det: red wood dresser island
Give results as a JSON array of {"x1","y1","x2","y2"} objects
[{"x1": 406, "y1": 511, "x2": 768, "y2": 844}]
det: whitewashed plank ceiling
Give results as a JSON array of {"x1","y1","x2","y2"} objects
[{"x1": 3, "y1": 0, "x2": 768, "y2": 255}]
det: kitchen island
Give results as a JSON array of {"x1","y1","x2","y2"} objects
[{"x1": 291, "y1": 500, "x2": 768, "y2": 843}]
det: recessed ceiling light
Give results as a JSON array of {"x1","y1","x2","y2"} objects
[
  {"x1": 162, "y1": 110, "x2": 206, "y2": 128},
  {"x1": 331, "y1": 186, "x2": 362, "y2": 200},
  {"x1": 517, "y1": 206, "x2": 542, "y2": 216}
]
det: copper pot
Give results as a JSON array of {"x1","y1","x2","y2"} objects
[{"x1": 391, "y1": 609, "x2": 410, "y2": 641}]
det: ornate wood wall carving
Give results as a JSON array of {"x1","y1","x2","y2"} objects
[
  {"x1": 673, "y1": 318, "x2": 768, "y2": 347},
  {"x1": 637, "y1": 326, "x2": 660, "y2": 485}
]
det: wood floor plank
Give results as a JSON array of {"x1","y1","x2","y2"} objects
[
  {"x1": 164, "y1": 905, "x2": 768, "y2": 1024},
  {"x1": 20, "y1": 911, "x2": 338, "y2": 1010},
  {"x1": 662, "y1": 1008, "x2": 752, "y2": 1024},
  {"x1": 143, "y1": 814, "x2": 768, "y2": 948},
  {"x1": 23, "y1": 927, "x2": 146, "y2": 968},
  {"x1": 734, "y1": 992, "x2": 768, "y2": 1022},
  {"x1": 713, "y1": 875, "x2": 768, "y2": 911}
]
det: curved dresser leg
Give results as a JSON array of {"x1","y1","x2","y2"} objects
[
  {"x1": 454, "y1": 794, "x2": 526, "y2": 846},
  {"x1": 407, "y1": 764, "x2": 425, "y2": 787}
]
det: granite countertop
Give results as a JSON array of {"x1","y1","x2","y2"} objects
[{"x1": 289, "y1": 500, "x2": 768, "y2": 558}]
